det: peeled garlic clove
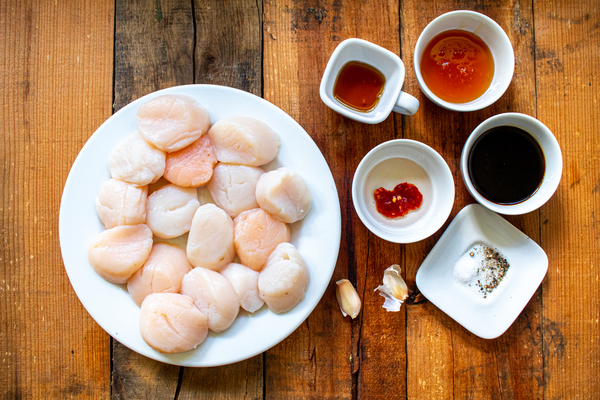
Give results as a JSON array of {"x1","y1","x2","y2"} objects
[
  {"x1": 375, "y1": 264, "x2": 409, "y2": 312},
  {"x1": 336, "y1": 279, "x2": 361, "y2": 319}
]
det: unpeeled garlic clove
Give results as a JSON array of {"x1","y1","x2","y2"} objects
[
  {"x1": 336, "y1": 279, "x2": 361, "y2": 319},
  {"x1": 374, "y1": 264, "x2": 409, "y2": 312}
]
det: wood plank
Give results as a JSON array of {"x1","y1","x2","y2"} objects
[
  {"x1": 177, "y1": 1, "x2": 264, "y2": 398},
  {"x1": 401, "y1": 1, "x2": 543, "y2": 399},
  {"x1": 2, "y1": 0, "x2": 596, "y2": 398},
  {"x1": 534, "y1": 1, "x2": 600, "y2": 397},
  {"x1": 114, "y1": 0, "x2": 195, "y2": 109},
  {"x1": 193, "y1": 0, "x2": 263, "y2": 93},
  {"x1": 263, "y1": 1, "x2": 407, "y2": 398},
  {"x1": 0, "y1": 0, "x2": 114, "y2": 398},
  {"x1": 179, "y1": 358, "x2": 263, "y2": 400},
  {"x1": 262, "y1": 1, "x2": 351, "y2": 398},
  {"x1": 341, "y1": 4, "x2": 409, "y2": 398},
  {"x1": 358, "y1": 240, "x2": 406, "y2": 399},
  {"x1": 112, "y1": 0, "x2": 194, "y2": 397},
  {"x1": 111, "y1": 345, "x2": 180, "y2": 400}
]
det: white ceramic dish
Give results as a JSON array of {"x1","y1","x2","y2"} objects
[
  {"x1": 414, "y1": 10, "x2": 515, "y2": 112},
  {"x1": 352, "y1": 139, "x2": 454, "y2": 243},
  {"x1": 59, "y1": 85, "x2": 342, "y2": 367},
  {"x1": 461, "y1": 113, "x2": 562, "y2": 215},
  {"x1": 416, "y1": 204, "x2": 548, "y2": 339},
  {"x1": 320, "y1": 38, "x2": 419, "y2": 124}
]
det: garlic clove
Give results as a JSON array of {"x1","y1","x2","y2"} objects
[
  {"x1": 374, "y1": 264, "x2": 409, "y2": 312},
  {"x1": 335, "y1": 279, "x2": 361, "y2": 319}
]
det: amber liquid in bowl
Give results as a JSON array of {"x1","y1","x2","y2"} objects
[
  {"x1": 333, "y1": 61, "x2": 386, "y2": 112},
  {"x1": 420, "y1": 29, "x2": 494, "y2": 103}
]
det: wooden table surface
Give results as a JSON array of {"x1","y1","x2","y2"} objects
[{"x1": 2, "y1": 0, "x2": 599, "y2": 398}]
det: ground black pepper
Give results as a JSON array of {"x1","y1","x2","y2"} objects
[
  {"x1": 452, "y1": 244, "x2": 511, "y2": 299},
  {"x1": 470, "y1": 245, "x2": 510, "y2": 298}
]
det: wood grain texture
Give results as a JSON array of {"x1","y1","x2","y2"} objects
[
  {"x1": 176, "y1": 1, "x2": 264, "y2": 398},
  {"x1": 263, "y1": 1, "x2": 406, "y2": 398},
  {"x1": 341, "y1": 4, "x2": 409, "y2": 398},
  {"x1": 3, "y1": 0, "x2": 600, "y2": 398},
  {"x1": 263, "y1": 1, "x2": 354, "y2": 398},
  {"x1": 0, "y1": 0, "x2": 114, "y2": 398},
  {"x1": 112, "y1": 1, "x2": 193, "y2": 398},
  {"x1": 114, "y1": 0, "x2": 194, "y2": 111},
  {"x1": 111, "y1": 344, "x2": 179, "y2": 400},
  {"x1": 194, "y1": 0, "x2": 263, "y2": 95},
  {"x1": 179, "y1": 357, "x2": 263, "y2": 400},
  {"x1": 534, "y1": 1, "x2": 600, "y2": 398},
  {"x1": 401, "y1": 1, "x2": 543, "y2": 399},
  {"x1": 263, "y1": 2, "x2": 342, "y2": 398}
]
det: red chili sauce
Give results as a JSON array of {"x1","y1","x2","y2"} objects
[{"x1": 374, "y1": 183, "x2": 423, "y2": 218}]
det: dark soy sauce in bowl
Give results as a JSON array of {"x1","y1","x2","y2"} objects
[{"x1": 468, "y1": 126, "x2": 545, "y2": 204}]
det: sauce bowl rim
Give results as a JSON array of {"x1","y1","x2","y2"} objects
[
  {"x1": 352, "y1": 139, "x2": 455, "y2": 243},
  {"x1": 460, "y1": 112, "x2": 563, "y2": 215},
  {"x1": 413, "y1": 10, "x2": 515, "y2": 112},
  {"x1": 320, "y1": 38, "x2": 405, "y2": 124}
]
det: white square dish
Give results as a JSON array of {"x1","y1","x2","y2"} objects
[
  {"x1": 319, "y1": 38, "x2": 419, "y2": 123},
  {"x1": 415, "y1": 203, "x2": 548, "y2": 339}
]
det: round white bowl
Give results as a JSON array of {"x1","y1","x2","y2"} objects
[
  {"x1": 352, "y1": 139, "x2": 455, "y2": 243},
  {"x1": 460, "y1": 113, "x2": 563, "y2": 215},
  {"x1": 414, "y1": 10, "x2": 515, "y2": 112}
]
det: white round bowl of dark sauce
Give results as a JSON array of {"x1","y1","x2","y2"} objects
[{"x1": 461, "y1": 113, "x2": 562, "y2": 215}]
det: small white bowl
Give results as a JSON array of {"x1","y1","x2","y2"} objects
[
  {"x1": 414, "y1": 10, "x2": 514, "y2": 112},
  {"x1": 320, "y1": 38, "x2": 419, "y2": 124},
  {"x1": 461, "y1": 113, "x2": 562, "y2": 215},
  {"x1": 352, "y1": 139, "x2": 454, "y2": 243},
  {"x1": 416, "y1": 204, "x2": 548, "y2": 339}
]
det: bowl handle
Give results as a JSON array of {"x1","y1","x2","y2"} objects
[{"x1": 393, "y1": 91, "x2": 419, "y2": 115}]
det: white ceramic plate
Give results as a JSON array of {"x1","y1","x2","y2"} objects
[
  {"x1": 59, "y1": 85, "x2": 341, "y2": 366},
  {"x1": 416, "y1": 204, "x2": 547, "y2": 339}
]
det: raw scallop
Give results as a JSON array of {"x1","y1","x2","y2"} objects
[
  {"x1": 181, "y1": 267, "x2": 239, "y2": 332},
  {"x1": 127, "y1": 243, "x2": 192, "y2": 306},
  {"x1": 108, "y1": 132, "x2": 166, "y2": 186},
  {"x1": 207, "y1": 163, "x2": 264, "y2": 218},
  {"x1": 186, "y1": 203, "x2": 235, "y2": 271},
  {"x1": 255, "y1": 167, "x2": 312, "y2": 223},
  {"x1": 136, "y1": 95, "x2": 211, "y2": 152},
  {"x1": 87, "y1": 224, "x2": 153, "y2": 284},
  {"x1": 221, "y1": 263, "x2": 264, "y2": 313},
  {"x1": 95, "y1": 179, "x2": 148, "y2": 229},
  {"x1": 233, "y1": 208, "x2": 290, "y2": 271},
  {"x1": 208, "y1": 116, "x2": 280, "y2": 166},
  {"x1": 139, "y1": 293, "x2": 208, "y2": 353},
  {"x1": 258, "y1": 243, "x2": 310, "y2": 313},
  {"x1": 164, "y1": 134, "x2": 217, "y2": 187},
  {"x1": 146, "y1": 184, "x2": 200, "y2": 239}
]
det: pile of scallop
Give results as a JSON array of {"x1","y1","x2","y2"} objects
[{"x1": 87, "y1": 95, "x2": 312, "y2": 354}]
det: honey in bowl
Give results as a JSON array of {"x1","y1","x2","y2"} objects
[
  {"x1": 420, "y1": 29, "x2": 494, "y2": 103},
  {"x1": 333, "y1": 61, "x2": 386, "y2": 112}
]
